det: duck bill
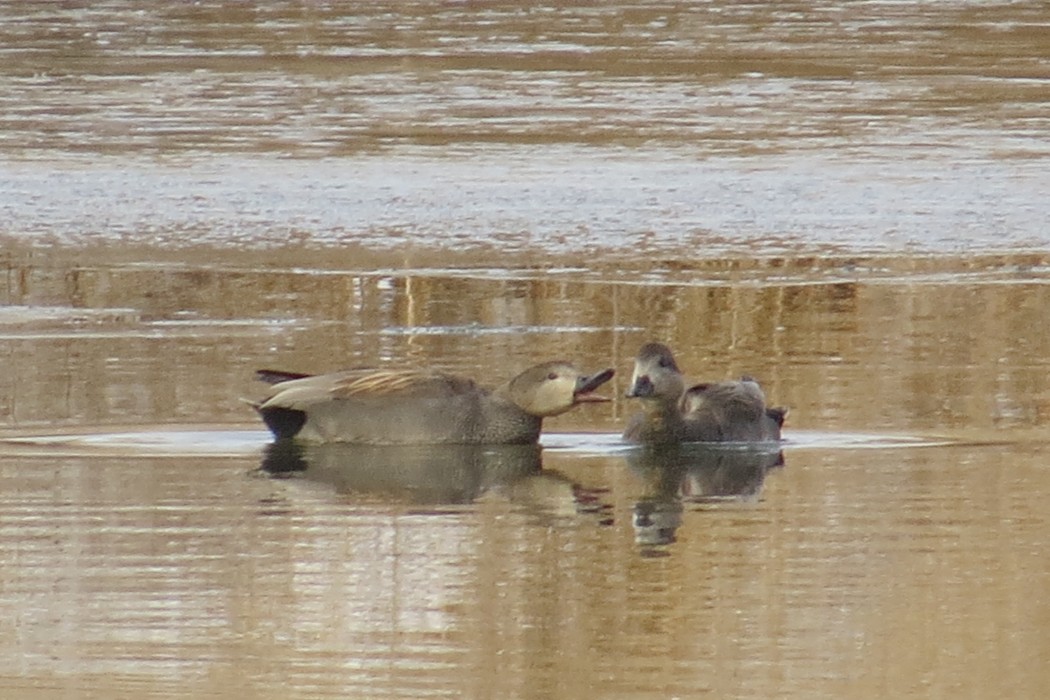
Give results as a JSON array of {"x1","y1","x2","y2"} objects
[
  {"x1": 625, "y1": 375, "x2": 654, "y2": 399},
  {"x1": 573, "y1": 368, "x2": 615, "y2": 403}
]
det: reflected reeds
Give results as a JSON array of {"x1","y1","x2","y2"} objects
[{"x1": 2, "y1": 252, "x2": 1049, "y2": 439}]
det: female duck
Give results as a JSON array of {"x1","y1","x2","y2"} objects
[{"x1": 623, "y1": 342, "x2": 784, "y2": 444}]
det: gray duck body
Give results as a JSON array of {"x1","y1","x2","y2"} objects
[{"x1": 254, "y1": 362, "x2": 614, "y2": 445}]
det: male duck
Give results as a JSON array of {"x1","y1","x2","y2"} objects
[{"x1": 252, "y1": 361, "x2": 615, "y2": 445}]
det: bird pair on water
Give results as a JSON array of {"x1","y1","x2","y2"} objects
[{"x1": 251, "y1": 342, "x2": 784, "y2": 446}]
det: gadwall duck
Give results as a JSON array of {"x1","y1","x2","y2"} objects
[
  {"x1": 623, "y1": 342, "x2": 785, "y2": 444},
  {"x1": 251, "y1": 361, "x2": 615, "y2": 445}
]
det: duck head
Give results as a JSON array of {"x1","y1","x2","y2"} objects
[
  {"x1": 626, "y1": 342, "x2": 685, "y2": 402},
  {"x1": 507, "y1": 361, "x2": 615, "y2": 417}
]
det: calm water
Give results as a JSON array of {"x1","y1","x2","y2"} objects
[{"x1": 1, "y1": 1, "x2": 1049, "y2": 699}]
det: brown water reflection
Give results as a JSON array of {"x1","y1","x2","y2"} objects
[
  {"x1": 0, "y1": 251, "x2": 1049, "y2": 698},
  {"x1": 2, "y1": 440, "x2": 1048, "y2": 699},
  {"x1": 2, "y1": 251, "x2": 1049, "y2": 438}
]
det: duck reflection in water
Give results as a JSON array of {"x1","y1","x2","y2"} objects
[
  {"x1": 628, "y1": 445, "x2": 785, "y2": 549},
  {"x1": 258, "y1": 441, "x2": 612, "y2": 521}
]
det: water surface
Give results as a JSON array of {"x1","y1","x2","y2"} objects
[
  {"x1": 1, "y1": 2, "x2": 1049, "y2": 699},
  {"x1": 1, "y1": 0, "x2": 1047, "y2": 255}
]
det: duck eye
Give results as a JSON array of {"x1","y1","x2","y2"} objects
[{"x1": 547, "y1": 372, "x2": 558, "y2": 381}]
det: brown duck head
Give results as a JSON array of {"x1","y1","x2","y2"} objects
[
  {"x1": 625, "y1": 342, "x2": 686, "y2": 403},
  {"x1": 505, "y1": 361, "x2": 615, "y2": 417}
]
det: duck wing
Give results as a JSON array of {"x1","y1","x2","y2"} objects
[
  {"x1": 261, "y1": 368, "x2": 480, "y2": 410},
  {"x1": 683, "y1": 381, "x2": 766, "y2": 423}
]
